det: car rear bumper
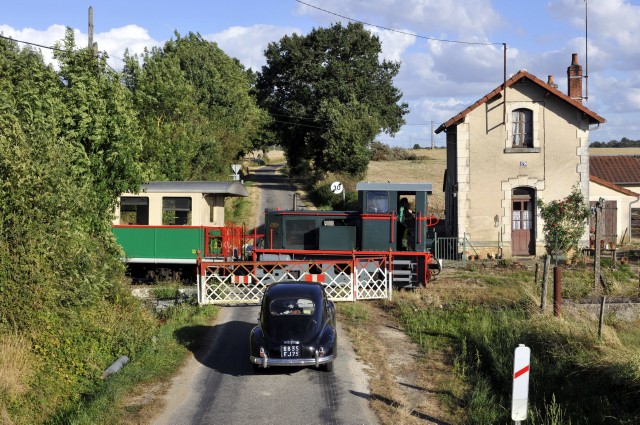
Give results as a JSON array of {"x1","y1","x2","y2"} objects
[{"x1": 250, "y1": 353, "x2": 335, "y2": 368}]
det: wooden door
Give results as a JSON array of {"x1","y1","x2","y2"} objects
[
  {"x1": 589, "y1": 200, "x2": 618, "y2": 246},
  {"x1": 512, "y1": 190, "x2": 535, "y2": 256}
]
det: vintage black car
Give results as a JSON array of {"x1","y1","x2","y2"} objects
[{"x1": 249, "y1": 281, "x2": 337, "y2": 371}]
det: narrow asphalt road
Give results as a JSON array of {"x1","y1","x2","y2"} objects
[{"x1": 150, "y1": 164, "x2": 378, "y2": 425}]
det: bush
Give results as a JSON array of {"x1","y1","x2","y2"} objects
[
  {"x1": 370, "y1": 141, "x2": 418, "y2": 161},
  {"x1": 538, "y1": 187, "x2": 590, "y2": 257}
]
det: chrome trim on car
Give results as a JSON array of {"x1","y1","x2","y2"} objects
[{"x1": 250, "y1": 354, "x2": 335, "y2": 368}]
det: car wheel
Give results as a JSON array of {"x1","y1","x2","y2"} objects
[{"x1": 322, "y1": 361, "x2": 334, "y2": 372}]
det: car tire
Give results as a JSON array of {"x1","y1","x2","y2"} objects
[{"x1": 322, "y1": 361, "x2": 334, "y2": 372}]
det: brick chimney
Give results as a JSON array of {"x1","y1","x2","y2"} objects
[
  {"x1": 547, "y1": 75, "x2": 558, "y2": 89},
  {"x1": 567, "y1": 53, "x2": 583, "y2": 103}
]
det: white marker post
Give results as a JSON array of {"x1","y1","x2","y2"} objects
[{"x1": 511, "y1": 344, "x2": 531, "y2": 423}]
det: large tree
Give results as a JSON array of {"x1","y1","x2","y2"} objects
[
  {"x1": 124, "y1": 32, "x2": 269, "y2": 180},
  {"x1": 256, "y1": 22, "x2": 408, "y2": 178}
]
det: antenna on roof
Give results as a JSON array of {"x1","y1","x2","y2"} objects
[{"x1": 584, "y1": 0, "x2": 589, "y2": 101}]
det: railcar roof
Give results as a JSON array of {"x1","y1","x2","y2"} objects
[
  {"x1": 356, "y1": 182, "x2": 433, "y2": 194},
  {"x1": 138, "y1": 181, "x2": 249, "y2": 197}
]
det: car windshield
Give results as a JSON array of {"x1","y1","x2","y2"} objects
[{"x1": 270, "y1": 297, "x2": 315, "y2": 316}]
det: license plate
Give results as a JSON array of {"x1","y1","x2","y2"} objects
[{"x1": 281, "y1": 345, "x2": 300, "y2": 358}]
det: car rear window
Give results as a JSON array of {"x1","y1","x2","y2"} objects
[{"x1": 270, "y1": 298, "x2": 316, "y2": 316}]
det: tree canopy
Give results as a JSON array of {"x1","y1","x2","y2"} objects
[
  {"x1": 0, "y1": 32, "x2": 155, "y2": 421},
  {"x1": 123, "y1": 32, "x2": 269, "y2": 180},
  {"x1": 255, "y1": 22, "x2": 408, "y2": 179}
]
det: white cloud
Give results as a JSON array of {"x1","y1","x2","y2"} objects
[
  {"x1": 0, "y1": 24, "x2": 160, "y2": 70},
  {"x1": 0, "y1": 24, "x2": 70, "y2": 66},
  {"x1": 625, "y1": 88, "x2": 640, "y2": 110},
  {"x1": 296, "y1": 0, "x2": 503, "y2": 40},
  {"x1": 206, "y1": 24, "x2": 301, "y2": 71},
  {"x1": 95, "y1": 25, "x2": 161, "y2": 68},
  {"x1": 549, "y1": 0, "x2": 640, "y2": 69},
  {"x1": 207, "y1": 23, "x2": 415, "y2": 72},
  {"x1": 370, "y1": 28, "x2": 415, "y2": 62}
]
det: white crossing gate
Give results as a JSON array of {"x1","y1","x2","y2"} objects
[{"x1": 197, "y1": 257, "x2": 391, "y2": 305}]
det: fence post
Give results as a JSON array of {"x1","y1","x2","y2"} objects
[
  {"x1": 434, "y1": 231, "x2": 438, "y2": 259},
  {"x1": 463, "y1": 232, "x2": 467, "y2": 266},
  {"x1": 553, "y1": 266, "x2": 562, "y2": 317},
  {"x1": 541, "y1": 255, "x2": 550, "y2": 311},
  {"x1": 598, "y1": 295, "x2": 607, "y2": 340}
]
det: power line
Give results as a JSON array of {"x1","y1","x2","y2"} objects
[
  {"x1": 0, "y1": 33, "x2": 66, "y2": 52},
  {"x1": 0, "y1": 34, "x2": 121, "y2": 73},
  {"x1": 294, "y1": 0, "x2": 502, "y2": 46}
]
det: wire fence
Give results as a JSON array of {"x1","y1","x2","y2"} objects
[{"x1": 434, "y1": 233, "x2": 502, "y2": 265}]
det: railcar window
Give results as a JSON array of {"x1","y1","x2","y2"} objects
[
  {"x1": 162, "y1": 197, "x2": 192, "y2": 225},
  {"x1": 120, "y1": 197, "x2": 149, "y2": 225},
  {"x1": 366, "y1": 191, "x2": 389, "y2": 213}
]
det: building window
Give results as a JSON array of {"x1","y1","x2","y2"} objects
[
  {"x1": 512, "y1": 108, "x2": 533, "y2": 148},
  {"x1": 120, "y1": 197, "x2": 149, "y2": 225},
  {"x1": 162, "y1": 197, "x2": 192, "y2": 225}
]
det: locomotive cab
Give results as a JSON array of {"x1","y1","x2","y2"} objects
[
  {"x1": 357, "y1": 182, "x2": 434, "y2": 253},
  {"x1": 260, "y1": 181, "x2": 439, "y2": 288}
]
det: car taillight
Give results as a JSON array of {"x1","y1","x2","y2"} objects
[{"x1": 259, "y1": 347, "x2": 266, "y2": 358}]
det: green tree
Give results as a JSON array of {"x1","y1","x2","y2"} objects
[
  {"x1": 538, "y1": 187, "x2": 590, "y2": 257},
  {"x1": 54, "y1": 29, "x2": 144, "y2": 230},
  {"x1": 318, "y1": 97, "x2": 379, "y2": 179},
  {"x1": 124, "y1": 32, "x2": 268, "y2": 180},
  {"x1": 0, "y1": 34, "x2": 153, "y2": 422},
  {"x1": 256, "y1": 22, "x2": 408, "y2": 178}
]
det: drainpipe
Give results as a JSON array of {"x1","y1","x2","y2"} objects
[{"x1": 629, "y1": 195, "x2": 640, "y2": 243}]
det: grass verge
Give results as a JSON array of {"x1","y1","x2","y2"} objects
[
  {"x1": 393, "y1": 264, "x2": 640, "y2": 425},
  {"x1": 47, "y1": 302, "x2": 219, "y2": 425}
]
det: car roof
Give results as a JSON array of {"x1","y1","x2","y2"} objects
[{"x1": 264, "y1": 281, "x2": 324, "y2": 301}]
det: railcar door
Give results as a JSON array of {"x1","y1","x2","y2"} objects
[{"x1": 361, "y1": 190, "x2": 393, "y2": 251}]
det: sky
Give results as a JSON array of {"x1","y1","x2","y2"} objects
[{"x1": 2, "y1": 0, "x2": 639, "y2": 148}]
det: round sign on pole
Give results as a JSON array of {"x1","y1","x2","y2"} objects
[{"x1": 331, "y1": 181, "x2": 343, "y2": 195}]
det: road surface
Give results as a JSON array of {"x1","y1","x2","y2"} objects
[{"x1": 150, "y1": 164, "x2": 378, "y2": 425}]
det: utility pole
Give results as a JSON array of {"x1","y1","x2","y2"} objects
[
  {"x1": 430, "y1": 121, "x2": 435, "y2": 149},
  {"x1": 88, "y1": 6, "x2": 98, "y2": 57}
]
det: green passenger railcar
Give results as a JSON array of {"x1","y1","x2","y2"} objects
[{"x1": 112, "y1": 181, "x2": 249, "y2": 280}]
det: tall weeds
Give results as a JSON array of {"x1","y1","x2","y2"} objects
[{"x1": 393, "y1": 266, "x2": 640, "y2": 424}]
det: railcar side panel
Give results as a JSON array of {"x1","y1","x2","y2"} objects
[{"x1": 113, "y1": 226, "x2": 202, "y2": 262}]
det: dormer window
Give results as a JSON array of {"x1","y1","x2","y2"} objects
[{"x1": 512, "y1": 108, "x2": 533, "y2": 148}]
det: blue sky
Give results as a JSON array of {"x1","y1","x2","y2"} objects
[{"x1": 2, "y1": 0, "x2": 639, "y2": 147}]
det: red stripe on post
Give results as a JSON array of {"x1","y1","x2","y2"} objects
[{"x1": 514, "y1": 365, "x2": 529, "y2": 379}]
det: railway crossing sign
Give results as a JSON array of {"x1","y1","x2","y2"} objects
[
  {"x1": 511, "y1": 344, "x2": 531, "y2": 422},
  {"x1": 231, "y1": 164, "x2": 242, "y2": 181},
  {"x1": 330, "y1": 181, "x2": 343, "y2": 194}
]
